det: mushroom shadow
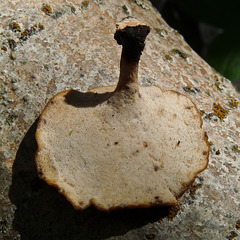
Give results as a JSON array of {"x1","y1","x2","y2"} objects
[
  {"x1": 64, "y1": 89, "x2": 113, "y2": 108},
  {"x1": 9, "y1": 118, "x2": 171, "y2": 240}
]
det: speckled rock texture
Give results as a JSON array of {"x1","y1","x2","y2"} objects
[{"x1": 0, "y1": 0, "x2": 239, "y2": 239}]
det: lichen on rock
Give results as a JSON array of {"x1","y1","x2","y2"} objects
[{"x1": 0, "y1": 0, "x2": 240, "y2": 239}]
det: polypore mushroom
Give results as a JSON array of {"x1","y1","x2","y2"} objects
[{"x1": 35, "y1": 17, "x2": 209, "y2": 211}]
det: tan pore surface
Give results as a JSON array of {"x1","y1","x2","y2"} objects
[{"x1": 35, "y1": 84, "x2": 209, "y2": 211}]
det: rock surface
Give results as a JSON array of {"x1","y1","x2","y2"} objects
[{"x1": 0, "y1": 0, "x2": 239, "y2": 239}]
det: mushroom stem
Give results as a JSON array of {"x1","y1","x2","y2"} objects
[
  {"x1": 114, "y1": 18, "x2": 150, "y2": 95},
  {"x1": 117, "y1": 52, "x2": 139, "y2": 94}
]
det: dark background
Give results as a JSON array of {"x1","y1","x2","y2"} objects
[{"x1": 150, "y1": 0, "x2": 240, "y2": 90}]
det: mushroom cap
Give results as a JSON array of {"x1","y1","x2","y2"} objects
[{"x1": 35, "y1": 84, "x2": 209, "y2": 211}]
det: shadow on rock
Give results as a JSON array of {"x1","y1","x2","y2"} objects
[{"x1": 9, "y1": 118, "x2": 170, "y2": 240}]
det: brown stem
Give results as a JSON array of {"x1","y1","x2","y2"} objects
[
  {"x1": 114, "y1": 18, "x2": 150, "y2": 95},
  {"x1": 117, "y1": 51, "x2": 139, "y2": 94}
]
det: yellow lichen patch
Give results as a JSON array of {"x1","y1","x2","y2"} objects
[
  {"x1": 208, "y1": 141, "x2": 218, "y2": 154},
  {"x1": 215, "y1": 81, "x2": 223, "y2": 91},
  {"x1": 183, "y1": 85, "x2": 192, "y2": 92},
  {"x1": 42, "y1": 4, "x2": 52, "y2": 15},
  {"x1": 38, "y1": 23, "x2": 45, "y2": 31},
  {"x1": 158, "y1": 218, "x2": 164, "y2": 224},
  {"x1": 200, "y1": 110, "x2": 205, "y2": 116},
  {"x1": 165, "y1": 54, "x2": 172, "y2": 61},
  {"x1": 171, "y1": 49, "x2": 188, "y2": 61},
  {"x1": 71, "y1": 6, "x2": 76, "y2": 13},
  {"x1": 214, "y1": 75, "x2": 225, "y2": 91},
  {"x1": 154, "y1": 27, "x2": 168, "y2": 37},
  {"x1": 145, "y1": 233, "x2": 156, "y2": 239},
  {"x1": 168, "y1": 205, "x2": 180, "y2": 220},
  {"x1": 156, "y1": 17, "x2": 163, "y2": 24},
  {"x1": 208, "y1": 141, "x2": 213, "y2": 146},
  {"x1": 20, "y1": 23, "x2": 44, "y2": 42},
  {"x1": 10, "y1": 22, "x2": 21, "y2": 32},
  {"x1": 229, "y1": 99, "x2": 239, "y2": 108},
  {"x1": 189, "y1": 183, "x2": 202, "y2": 198},
  {"x1": 233, "y1": 145, "x2": 240, "y2": 153},
  {"x1": 81, "y1": 1, "x2": 89, "y2": 9},
  {"x1": 212, "y1": 68, "x2": 217, "y2": 74},
  {"x1": 185, "y1": 45, "x2": 191, "y2": 51},
  {"x1": 236, "y1": 219, "x2": 240, "y2": 229},
  {"x1": 183, "y1": 85, "x2": 201, "y2": 94},
  {"x1": 12, "y1": 22, "x2": 19, "y2": 28},
  {"x1": 122, "y1": 5, "x2": 130, "y2": 15},
  {"x1": 227, "y1": 231, "x2": 238, "y2": 240},
  {"x1": 8, "y1": 39, "x2": 17, "y2": 50},
  {"x1": 213, "y1": 102, "x2": 229, "y2": 121},
  {"x1": 20, "y1": 30, "x2": 29, "y2": 40},
  {"x1": 199, "y1": 109, "x2": 214, "y2": 121}
]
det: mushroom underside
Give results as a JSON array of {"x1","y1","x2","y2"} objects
[{"x1": 35, "y1": 85, "x2": 209, "y2": 211}]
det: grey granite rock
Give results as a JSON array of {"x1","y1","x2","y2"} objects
[{"x1": 0, "y1": 0, "x2": 239, "y2": 239}]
